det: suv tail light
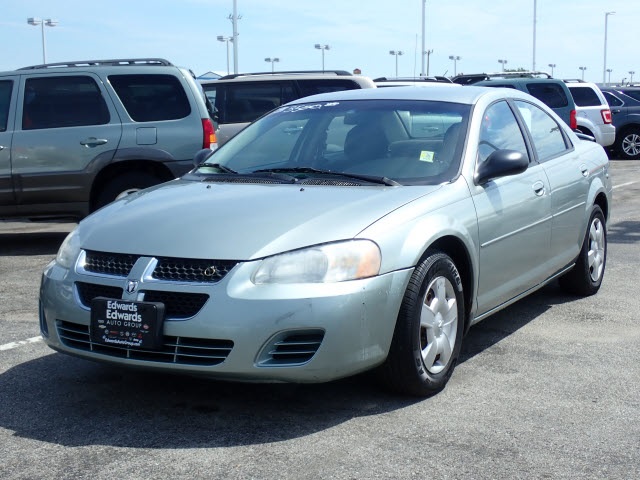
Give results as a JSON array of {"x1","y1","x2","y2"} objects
[
  {"x1": 601, "y1": 109, "x2": 612, "y2": 124},
  {"x1": 570, "y1": 109, "x2": 577, "y2": 130},
  {"x1": 202, "y1": 118, "x2": 217, "y2": 148}
]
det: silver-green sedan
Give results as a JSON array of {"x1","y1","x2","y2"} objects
[{"x1": 39, "y1": 86, "x2": 612, "y2": 396}]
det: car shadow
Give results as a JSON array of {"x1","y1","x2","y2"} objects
[
  {"x1": 0, "y1": 231, "x2": 69, "y2": 256},
  {"x1": 0, "y1": 283, "x2": 579, "y2": 449},
  {"x1": 607, "y1": 220, "x2": 640, "y2": 244}
]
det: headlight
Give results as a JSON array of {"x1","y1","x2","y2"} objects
[
  {"x1": 252, "y1": 240, "x2": 381, "y2": 284},
  {"x1": 56, "y1": 228, "x2": 81, "y2": 269}
]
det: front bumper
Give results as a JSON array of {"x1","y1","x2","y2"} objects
[{"x1": 40, "y1": 258, "x2": 412, "y2": 383}]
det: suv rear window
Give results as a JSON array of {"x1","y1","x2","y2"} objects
[
  {"x1": 526, "y1": 83, "x2": 569, "y2": 108},
  {"x1": 620, "y1": 89, "x2": 640, "y2": 102},
  {"x1": 569, "y1": 86, "x2": 602, "y2": 107},
  {"x1": 109, "y1": 74, "x2": 191, "y2": 122},
  {"x1": 23, "y1": 76, "x2": 110, "y2": 130}
]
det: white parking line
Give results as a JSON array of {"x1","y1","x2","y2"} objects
[
  {"x1": 0, "y1": 336, "x2": 43, "y2": 351},
  {"x1": 613, "y1": 181, "x2": 638, "y2": 190}
]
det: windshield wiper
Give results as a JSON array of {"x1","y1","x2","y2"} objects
[
  {"x1": 200, "y1": 163, "x2": 238, "y2": 174},
  {"x1": 253, "y1": 167, "x2": 400, "y2": 186}
]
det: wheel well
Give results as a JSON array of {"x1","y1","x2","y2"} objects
[
  {"x1": 618, "y1": 124, "x2": 640, "y2": 137},
  {"x1": 594, "y1": 191, "x2": 609, "y2": 222},
  {"x1": 90, "y1": 160, "x2": 174, "y2": 211},
  {"x1": 424, "y1": 236, "x2": 474, "y2": 331}
]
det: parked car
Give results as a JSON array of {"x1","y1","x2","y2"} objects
[
  {"x1": 374, "y1": 76, "x2": 454, "y2": 87},
  {"x1": 0, "y1": 58, "x2": 216, "y2": 220},
  {"x1": 40, "y1": 85, "x2": 611, "y2": 397},
  {"x1": 453, "y1": 72, "x2": 577, "y2": 130},
  {"x1": 600, "y1": 86, "x2": 640, "y2": 159},
  {"x1": 199, "y1": 70, "x2": 375, "y2": 145},
  {"x1": 564, "y1": 80, "x2": 615, "y2": 147}
]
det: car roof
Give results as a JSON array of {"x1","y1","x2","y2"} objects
[
  {"x1": 285, "y1": 84, "x2": 535, "y2": 106},
  {"x1": 199, "y1": 71, "x2": 368, "y2": 85}
]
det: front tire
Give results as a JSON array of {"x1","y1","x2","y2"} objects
[
  {"x1": 559, "y1": 205, "x2": 607, "y2": 296},
  {"x1": 378, "y1": 252, "x2": 465, "y2": 397},
  {"x1": 616, "y1": 127, "x2": 640, "y2": 160}
]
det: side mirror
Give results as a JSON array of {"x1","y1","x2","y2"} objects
[
  {"x1": 475, "y1": 149, "x2": 528, "y2": 185},
  {"x1": 193, "y1": 148, "x2": 215, "y2": 166}
]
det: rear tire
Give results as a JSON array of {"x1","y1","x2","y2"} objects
[
  {"x1": 377, "y1": 252, "x2": 465, "y2": 397},
  {"x1": 559, "y1": 205, "x2": 606, "y2": 296},
  {"x1": 94, "y1": 172, "x2": 163, "y2": 210}
]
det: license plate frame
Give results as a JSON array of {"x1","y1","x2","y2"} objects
[{"x1": 90, "y1": 297, "x2": 165, "y2": 350}]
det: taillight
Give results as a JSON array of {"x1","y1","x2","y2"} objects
[
  {"x1": 601, "y1": 109, "x2": 612, "y2": 124},
  {"x1": 570, "y1": 109, "x2": 577, "y2": 130},
  {"x1": 202, "y1": 118, "x2": 217, "y2": 148}
]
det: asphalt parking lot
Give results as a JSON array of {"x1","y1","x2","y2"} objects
[{"x1": 1, "y1": 159, "x2": 639, "y2": 480}]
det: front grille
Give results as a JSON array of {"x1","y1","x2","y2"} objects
[
  {"x1": 153, "y1": 258, "x2": 237, "y2": 283},
  {"x1": 76, "y1": 282, "x2": 124, "y2": 305},
  {"x1": 141, "y1": 290, "x2": 209, "y2": 319},
  {"x1": 83, "y1": 250, "x2": 139, "y2": 277},
  {"x1": 75, "y1": 282, "x2": 208, "y2": 320},
  {"x1": 57, "y1": 320, "x2": 233, "y2": 366},
  {"x1": 262, "y1": 331, "x2": 324, "y2": 365}
]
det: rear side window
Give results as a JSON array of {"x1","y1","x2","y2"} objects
[
  {"x1": 603, "y1": 91, "x2": 623, "y2": 107},
  {"x1": 22, "y1": 76, "x2": 110, "y2": 130},
  {"x1": 219, "y1": 82, "x2": 296, "y2": 124},
  {"x1": 569, "y1": 86, "x2": 602, "y2": 107},
  {"x1": 109, "y1": 74, "x2": 191, "y2": 122},
  {"x1": 297, "y1": 79, "x2": 361, "y2": 97},
  {"x1": 515, "y1": 100, "x2": 569, "y2": 161},
  {"x1": 0, "y1": 80, "x2": 12, "y2": 132},
  {"x1": 525, "y1": 83, "x2": 569, "y2": 108}
]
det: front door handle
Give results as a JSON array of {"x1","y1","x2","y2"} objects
[
  {"x1": 580, "y1": 164, "x2": 589, "y2": 177},
  {"x1": 0, "y1": 145, "x2": 5, "y2": 151},
  {"x1": 80, "y1": 137, "x2": 108, "y2": 147},
  {"x1": 532, "y1": 181, "x2": 545, "y2": 196}
]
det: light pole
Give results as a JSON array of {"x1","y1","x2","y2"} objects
[
  {"x1": 315, "y1": 44, "x2": 330, "y2": 72},
  {"x1": 532, "y1": 0, "x2": 537, "y2": 71},
  {"x1": 448, "y1": 55, "x2": 461, "y2": 76},
  {"x1": 228, "y1": 0, "x2": 241, "y2": 74},
  {"x1": 548, "y1": 63, "x2": 556, "y2": 76},
  {"x1": 27, "y1": 17, "x2": 57, "y2": 64},
  {"x1": 603, "y1": 11, "x2": 615, "y2": 84},
  {"x1": 606, "y1": 68, "x2": 613, "y2": 85},
  {"x1": 421, "y1": 0, "x2": 427, "y2": 76},
  {"x1": 217, "y1": 35, "x2": 233, "y2": 75},
  {"x1": 579, "y1": 66, "x2": 587, "y2": 81},
  {"x1": 425, "y1": 49, "x2": 433, "y2": 76},
  {"x1": 389, "y1": 50, "x2": 404, "y2": 77},
  {"x1": 498, "y1": 59, "x2": 508, "y2": 71},
  {"x1": 264, "y1": 57, "x2": 279, "y2": 73},
  {"x1": 630, "y1": 71, "x2": 635, "y2": 85}
]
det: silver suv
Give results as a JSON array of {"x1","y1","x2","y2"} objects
[
  {"x1": 0, "y1": 58, "x2": 216, "y2": 220},
  {"x1": 565, "y1": 80, "x2": 615, "y2": 147},
  {"x1": 200, "y1": 70, "x2": 376, "y2": 145}
]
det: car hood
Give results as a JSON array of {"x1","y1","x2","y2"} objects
[{"x1": 79, "y1": 179, "x2": 441, "y2": 260}]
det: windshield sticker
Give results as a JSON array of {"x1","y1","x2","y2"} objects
[
  {"x1": 419, "y1": 151, "x2": 435, "y2": 163},
  {"x1": 278, "y1": 102, "x2": 340, "y2": 113}
]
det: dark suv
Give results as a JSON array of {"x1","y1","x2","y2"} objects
[
  {"x1": 0, "y1": 58, "x2": 216, "y2": 220},
  {"x1": 600, "y1": 86, "x2": 640, "y2": 159},
  {"x1": 452, "y1": 72, "x2": 577, "y2": 130},
  {"x1": 200, "y1": 70, "x2": 375, "y2": 145}
]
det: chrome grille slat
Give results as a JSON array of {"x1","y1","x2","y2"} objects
[
  {"x1": 57, "y1": 321, "x2": 233, "y2": 366},
  {"x1": 152, "y1": 257, "x2": 237, "y2": 283}
]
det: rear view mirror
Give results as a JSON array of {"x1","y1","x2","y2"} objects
[
  {"x1": 475, "y1": 150, "x2": 528, "y2": 185},
  {"x1": 193, "y1": 148, "x2": 215, "y2": 166}
]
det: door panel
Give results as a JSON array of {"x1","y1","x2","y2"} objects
[{"x1": 0, "y1": 77, "x2": 16, "y2": 209}]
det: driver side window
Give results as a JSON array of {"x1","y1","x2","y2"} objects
[{"x1": 478, "y1": 101, "x2": 528, "y2": 164}]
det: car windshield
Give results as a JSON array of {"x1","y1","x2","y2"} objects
[{"x1": 198, "y1": 99, "x2": 470, "y2": 185}]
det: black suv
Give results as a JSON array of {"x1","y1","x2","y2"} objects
[
  {"x1": 600, "y1": 86, "x2": 640, "y2": 159},
  {"x1": 0, "y1": 58, "x2": 216, "y2": 220}
]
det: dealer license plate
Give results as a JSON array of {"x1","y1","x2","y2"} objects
[{"x1": 90, "y1": 297, "x2": 165, "y2": 349}]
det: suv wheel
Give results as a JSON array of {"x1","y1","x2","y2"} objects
[
  {"x1": 616, "y1": 127, "x2": 640, "y2": 160},
  {"x1": 94, "y1": 172, "x2": 163, "y2": 210}
]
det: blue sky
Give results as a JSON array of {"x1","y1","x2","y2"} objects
[{"x1": 1, "y1": 0, "x2": 638, "y2": 84}]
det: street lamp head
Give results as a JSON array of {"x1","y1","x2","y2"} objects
[
  {"x1": 548, "y1": 63, "x2": 556, "y2": 68},
  {"x1": 27, "y1": 17, "x2": 42, "y2": 26},
  {"x1": 449, "y1": 55, "x2": 461, "y2": 61},
  {"x1": 45, "y1": 19, "x2": 58, "y2": 27},
  {"x1": 315, "y1": 44, "x2": 330, "y2": 50}
]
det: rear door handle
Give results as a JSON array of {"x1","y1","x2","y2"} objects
[
  {"x1": 80, "y1": 137, "x2": 108, "y2": 147},
  {"x1": 0, "y1": 145, "x2": 5, "y2": 151}
]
